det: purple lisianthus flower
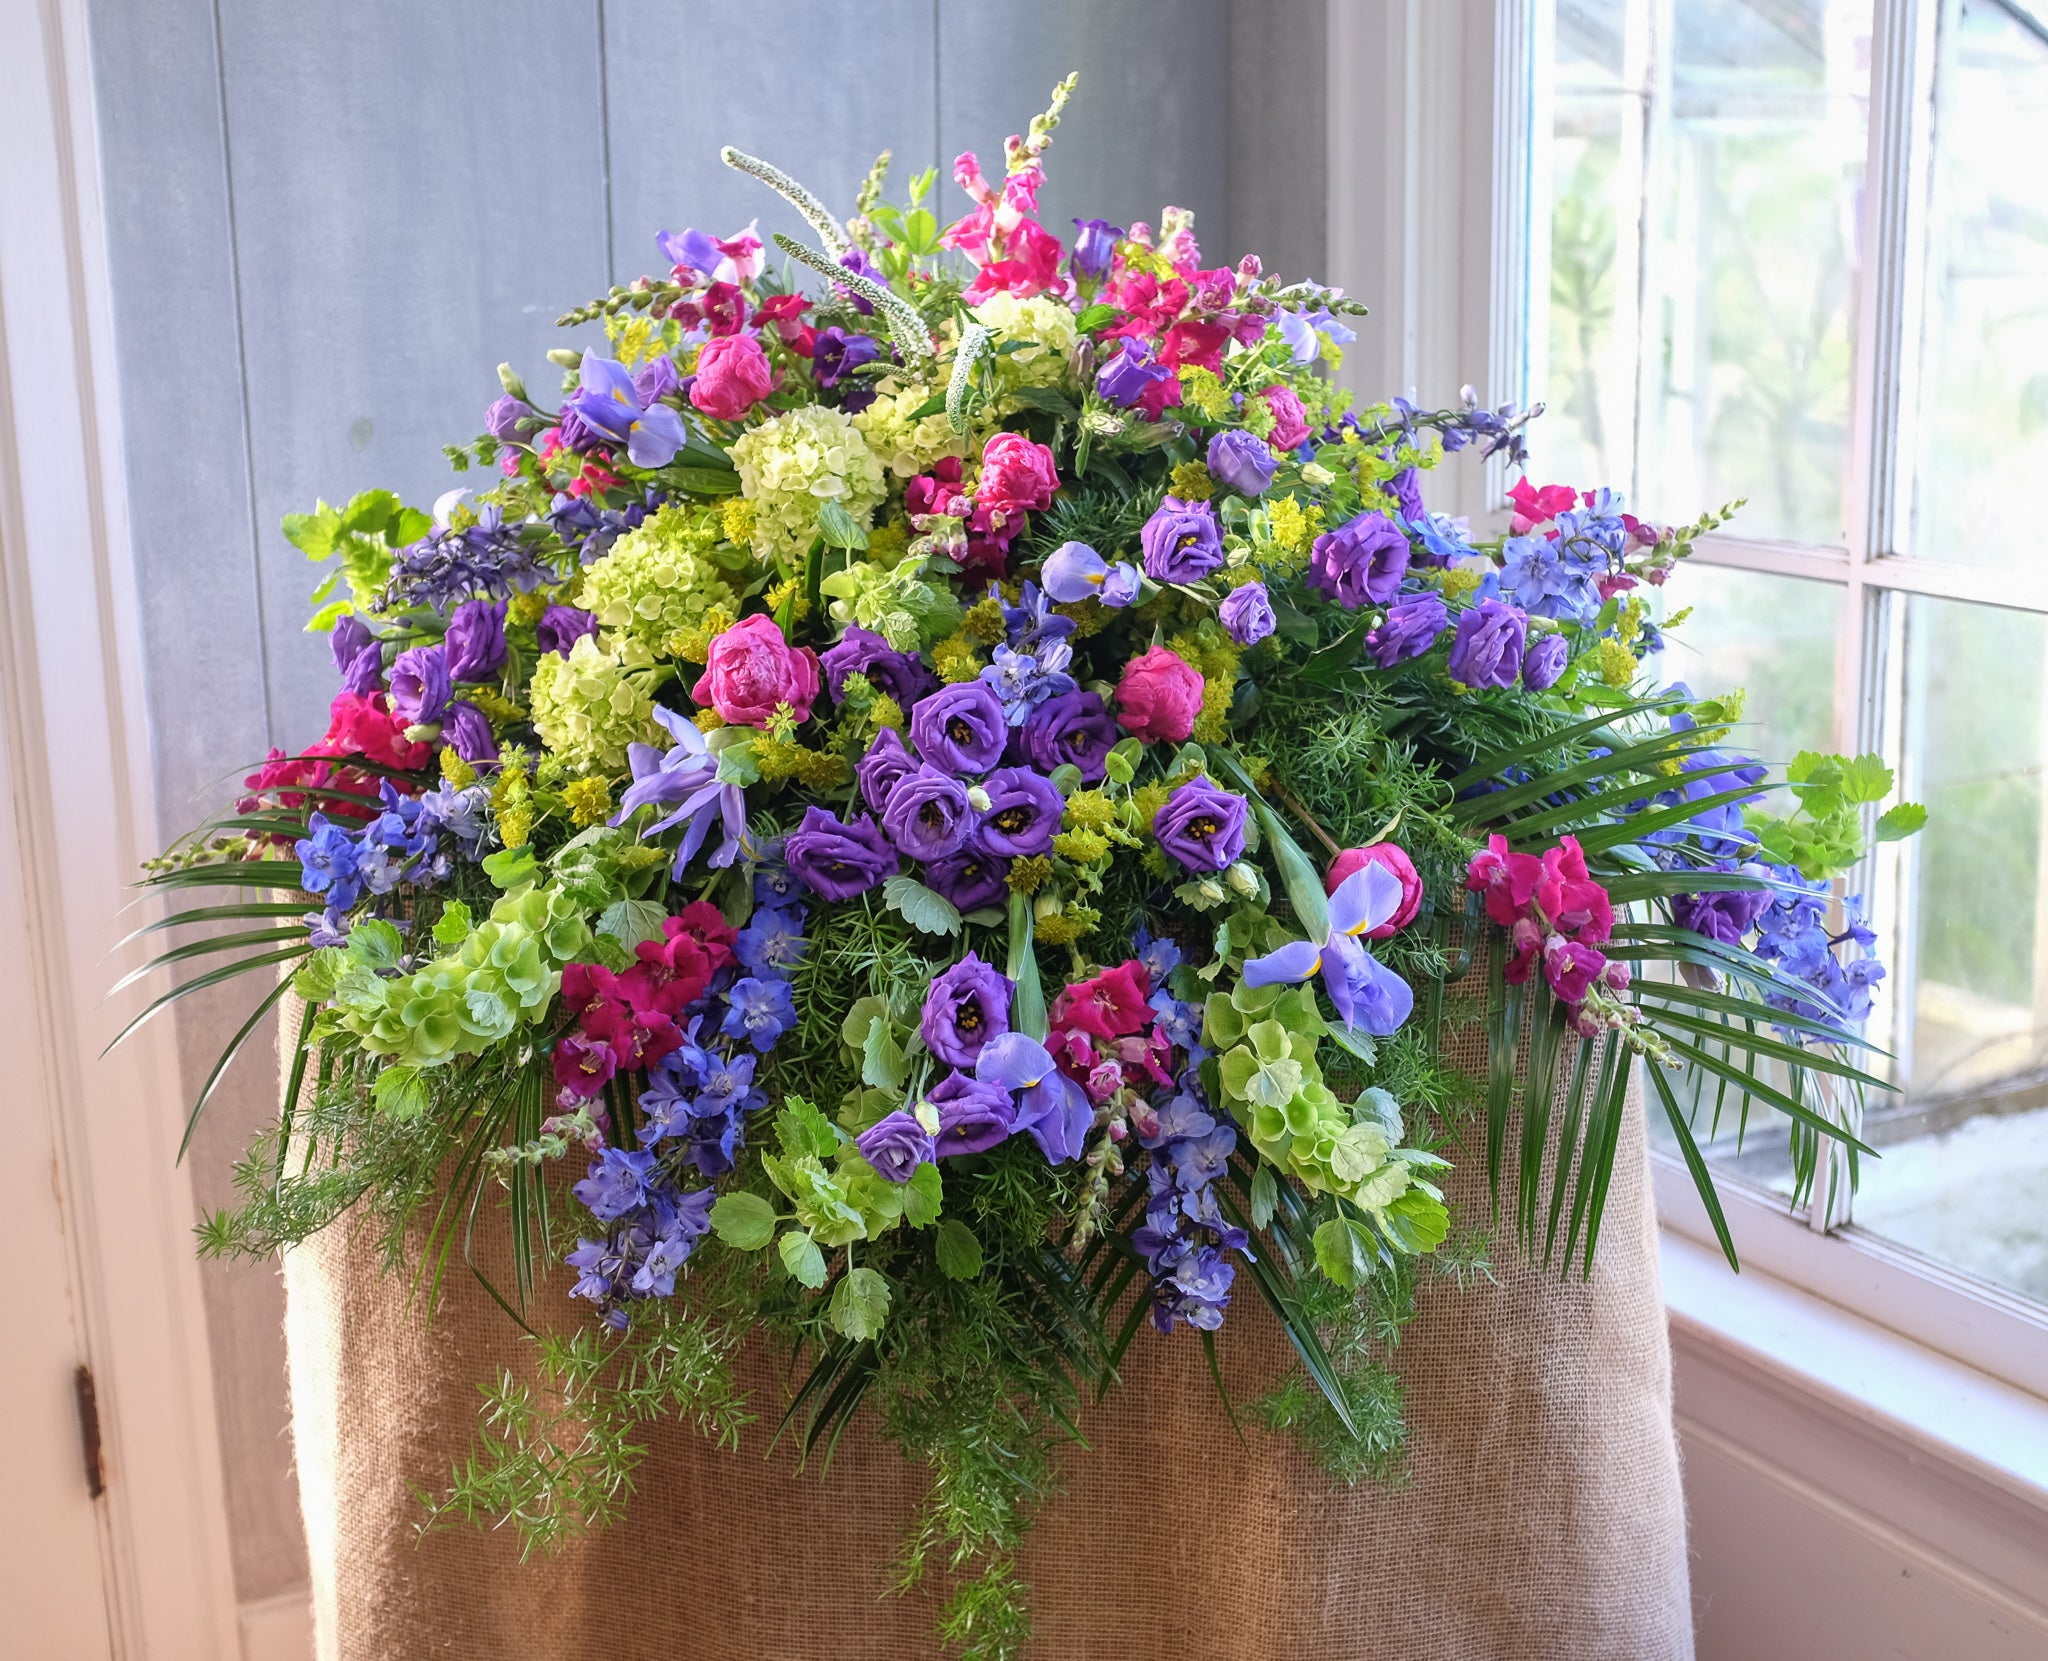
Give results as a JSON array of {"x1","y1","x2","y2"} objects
[
  {"x1": 1219, "y1": 581, "x2": 1276, "y2": 647},
  {"x1": 330, "y1": 614, "x2": 374, "y2": 675},
  {"x1": 927, "y1": 1070, "x2": 1015, "y2": 1156},
  {"x1": 921, "y1": 951, "x2": 1013, "y2": 1069},
  {"x1": 812, "y1": 327, "x2": 880, "y2": 389},
  {"x1": 1071, "y1": 217, "x2": 1123, "y2": 280},
  {"x1": 782, "y1": 805, "x2": 899, "y2": 901},
  {"x1": 909, "y1": 680, "x2": 1008, "y2": 776},
  {"x1": 975, "y1": 1031, "x2": 1093, "y2": 1164},
  {"x1": 564, "y1": 351, "x2": 687, "y2": 468},
  {"x1": 856, "y1": 1110, "x2": 936, "y2": 1183},
  {"x1": 443, "y1": 598, "x2": 508, "y2": 683},
  {"x1": 1041, "y1": 540, "x2": 1141, "y2": 608},
  {"x1": 821, "y1": 624, "x2": 936, "y2": 709},
  {"x1": 1521, "y1": 631, "x2": 1569, "y2": 691},
  {"x1": 537, "y1": 604, "x2": 599, "y2": 657},
  {"x1": 1382, "y1": 466, "x2": 1426, "y2": 522},
  {"x1": 389, "y1": 645, "x2": 451, "y2": 726},
  {"x1": 1367, "y1": 593, "x2": 1448, "y2": 668},
  {"x1": 633, "y1": 356, "x2": 681, "y2": 407},
  {"x1": 975, "y1": 766, "x2": 1064, "y2": 858},
  {"x1": 1140, "y1": 496, "x2": 1225, "y2": 583},
  {"x1": 923, "y1": 847, "x2": 1010, "y2": 912},
  {"x1": 1673, "y1": 865, "x2": 1774, "y2": 947},
  {"x1": 1309, "y1": 509, "x2": 1410, "y2": 608},
  {"x1": 1019, "y1": 689, "x2": 1118, "y2": 783},
  {"x1": 855, "y1": 726, "x2": 917, "y2": 816},
  {"x1": 1447, "y1": 599, "x2": 1529, "y2": 690},
  {"x1": 1097, "y1": 339, "x2": 1175, "y2": 408},
  {"x1": 1153, "y1": 778, "x2": 1248, "y2": 873},
  {"x1": 881, "y1": 764, "x2": 976, "y2": 861},
  {"x1": 1206, "y1": 429, "x2": 1278, "y2": 497},
  {"x1": 484, "y1": 394, "x2": 534, "y2": 441},
  {"x1": 442, "y1": 700, "x2": 496, "y2": 766}
]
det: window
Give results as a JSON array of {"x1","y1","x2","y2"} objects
[{"x1": 1534, "y1": 0, "x2": 2048, "y2": 1310}]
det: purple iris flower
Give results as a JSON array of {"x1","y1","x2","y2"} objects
[
  {"x1": 813, "y1": 327, "x2": 880, "y2": 388},
  {"x1": 564, "y1": 351, "x2": 688, "y2": 468},
  {"x1": 974, "y1": 1031, "x2": 1092, "y2": 1163},
  {"x1": 927, "y1": 1070, "x2": 1015, "y2": 1155},
  {"x1": 974, "y1": 767, "x2": 1064, "y2": 859},
  {"x1": 611, "y1": 706, "x2": 746, "y2": 873},
  {"x1": 880, "y1": 765, "x2": 976, "y2": 861},
  {"x1": 1219, "y1": 581, "x2": 1276, "y2": 647},
  {"x1": 1071, "y1": 217, "x2": 1123, "y2": 280},
  {"x1": 1242, "y1": 859, "x2": 1415, "y2": 1036},
  {"x1": 856, "y1": 1110, "x2": 936, "y2": 1183},
  {"x1": 1041, "y1": 540, "x2": 1141, "y2": 607}
]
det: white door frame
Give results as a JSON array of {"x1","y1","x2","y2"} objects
[{"x1": 0, "y1": 0, "x2": 242, "y2": 1653}]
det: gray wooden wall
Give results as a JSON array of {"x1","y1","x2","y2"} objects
[{"x1": 88, "y1": 0, "x2": 1326, "y2": 1601}]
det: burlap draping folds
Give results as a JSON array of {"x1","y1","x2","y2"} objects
[{"x1": 283, "y1": 1027, "x2": 1693, "y2": 1661}]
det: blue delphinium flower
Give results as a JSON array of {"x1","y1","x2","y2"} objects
[
  {"x1": 1500, "y1": 533, "x2": 1601, "y2": 623},
  {"x1": 383, "y1": 502, "x2": 561, "y2": 614},
  {"x1": 979, "y1": 642, "x2": 1077, "y2": 725},
  {"x1": 737, "y1": 906, "x2": 809, "y2": 975},
  {"x1": 721, "y1": 975, "x2": 797, "y2": 1053},
  {"x1": 1131, "y1": 1082, "x2": 1246, "y2": 1334},
  {"x1": 296, "y1": 814, "x2": 364, "y2": 913}
]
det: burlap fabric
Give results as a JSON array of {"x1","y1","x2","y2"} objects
[{"x1": 283, "y1": 1026, "x2": 1692, "y2": 1660}]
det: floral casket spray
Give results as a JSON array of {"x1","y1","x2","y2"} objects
[{"x1": 128, "y1": 76, "x2": 1922, "y2": 1661}]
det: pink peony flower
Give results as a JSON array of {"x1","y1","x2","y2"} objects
[
  {"x1": 1324, "y1": 842, "x2": 1424, "y2": 939},
  {"x1": 974, "y1": 432, "x2": 1059, "y2": 525},
  {"x1": 1261, "y1": 384, "x2": 1310, "y2": 451},
  {"x1": 690, "y1": 613, "x2": 821, "y2": 728},
  {"x1": 689, "y1": 334, "x2": 774, "y2": 421},
  {"x1": 1113, "y1": 647, "x2": 1204, "y2": 744}
]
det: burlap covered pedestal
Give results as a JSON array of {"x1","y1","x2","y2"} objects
[{"x1": 283, "y1": 1034, "x2": 1693, "y2": 1661}]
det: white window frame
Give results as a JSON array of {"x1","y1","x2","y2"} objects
[{"x1": 1329, "y1": 0, "x2": 2048, "y2": 1400}]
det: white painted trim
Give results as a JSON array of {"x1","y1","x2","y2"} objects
[
  {"x1": 238, "y1": 1590, "x2": 313, "y2": 1661},
  {"x1": 0, "y1": 0, "x2": 241, "y2": 1653}
]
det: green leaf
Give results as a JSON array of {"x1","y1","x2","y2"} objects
[
  {"x1": 1074, "y1": 303, "x2": 1118, "y2": 333},
  {"x1": 1249, "y1": 1163, "x2": 1278, "y2": 1230},
  {"x1": 431, "y1": 900, "x2": 474, "y2": 946},
  {"x1": 668, "y1": 465, "x2": 741, "y2": 496},
  {"x1": 710, "y1": 1191, "x2": 777, "y2": 1251},
  {"x1": 859, "y1": 1014, "x2": 909, "y2": 1092},
  {"x1": 347, "y1": 918, "x2": 405, "y2": 971},
  {"x1": 1840, "y1": 752, "x2": 1894, "y2": 805},
  {"x1": 882, "y1": 874, "x2": 961, "y2": 937},
  {"x1": 828, "y1": 1265, "x2": 891, "y2": 1340},
  {"x1": 292, "y1": 949, "x2": 344, "y2": 1002},
  {"x1": 481, "y1": 845, "x2": 539, "y2": 890},
  {"x1": 778, "y1": 1230, "x2": 828, "y2": 1289},
  {"x1": 934, "y1": 1217, "x2": 983, "y2": 1279},
  {"x1": 1312, "y1": 1215, "x2": 1379, "y2": 1288},
  {"x1": 815, "y1": 498, "x2": 870, "y2": 550},
  {"x1": 902, "y1": 1160, "x2": 943, "y2": 1228},
  {"x1": 372, "y1": 1064, "x2": 430, "y2": 1119},
  {"x1": 1006, "y1": 890, "x2": 1047, "y2": 1040},
  {"x1": 776, "y1": 1095, "x2": 841, "y2": 1159},
  {"x1": 595, "y1": 897, "x2": 668, "y2": 950},
  {"x1": 1380, "y1": 1187, "x2": 1451, "y2": 1253},
  {"x1": 1875, "y1": 801, "x2": 1927, "y2": 842}
]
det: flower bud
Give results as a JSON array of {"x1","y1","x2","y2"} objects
[
  {"x1": 497, "y1": 362, "x2": 530, "y2": 402},
  {"x1": 1224, "y1": 861, "x2": 1260, "y2": 899}
]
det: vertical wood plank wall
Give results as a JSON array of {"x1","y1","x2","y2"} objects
[{"x1": 83, "y1": 0, "x2": 1327, "y2": 1602}]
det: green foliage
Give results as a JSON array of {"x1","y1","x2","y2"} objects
[
  {"x1": 1746, "y1": 749, "x2": 1925, "y2": 880},
  {"x1": 285, "y1": 488, "x2": 429, "y2": 630}
]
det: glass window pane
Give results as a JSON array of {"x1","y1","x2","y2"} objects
[
  {"x1": 1857, "y1": 594, "x2": 2048, "y2": 1300},
  {"x1": 1908, "y1": 0, "x2": 2048, "y2": 566},
  {"x1": 1539, "y1": 0, "x2": 1872, "y2": 546}
]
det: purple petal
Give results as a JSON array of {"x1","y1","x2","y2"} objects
[
  {"x1": 1242, "y1": 938, "x2": 1324, "y2": 987},
  {"x1": 974, "y1": 1030, "x2": 1058, "y2": 1091},
  {"x1": 1329, "y1": 860, "x2": 1404, "y2": 938}
]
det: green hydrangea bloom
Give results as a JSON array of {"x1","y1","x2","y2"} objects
[
  {"x1": 581, "y1": 504, "x2": 732, "y2": 659},
  {"x1": 967, "y1": 293, "x2": 1079, "y2": 398},
  {"x1": 851, "y1": 379, "x2": 970, "y2": 478},
  {"x1": 528, "y1": 634, "x2": 662, "y2": 774},
  {"x1": 819, "y1": 553, "x2": 963, "y2": 651},
  {"x1": 729, "y1": 404, "x2": 888, "y2": 562}
]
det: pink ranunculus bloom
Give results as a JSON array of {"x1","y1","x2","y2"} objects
[
  {"x1": 688, "y1": 333, "x2": 774, "y2": 422},
  {"x1": 690, "y1": 613, "x2": 821, "y2": 728},
  {"x1": 1113, "y1": 646, "x2": 1204, "y2": 744},
  {"x1": 1536, "y1": 834, "x2": 1614, "y2": 946},
  {"x1": 975, "y1": 431, "x2": 1059, "y2": 521},
  {"x1": 1261, "y1": 384, "x2": 1311, "y2": 451},
  {"x1": 1465, "y1": 832, "x2": 1545, "y2": 928},
  {"x1": 1324, "y1": 842, "x2": 1424, "y2": 939}
]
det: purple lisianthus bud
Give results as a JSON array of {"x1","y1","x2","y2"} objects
[
  {"x1": 821, "y1": 624, "x2": 935, "y2": 709},
  {"x1": 812, "y1": 327, "x2": 881, "y2": 389},
  {"x1": 909, "y1": 680, "x2": 1008, "y2": 776},
  {"x1": 975, "y1": 766, "x2": 1064, "y2": 859},
  {"x1": 485, "y1": 395, "x2": 534, "y2": 441},
  {"x1": 1070, "y1": 217, "x2": 1123, "y2": 280},
  {"x1": 389, "y1": 645, "x2": 451, "y2": 726},
  {"x1": 1141, "y1": 496, "x2": 1225, "y2": 583},
  {"x1": 1152, "y1": 778, "x2": 1248, "y2": 873},
  {"x1": 855, "y1": 1109, "x2": 936, "y2": 1183},
  {"x1": 443, "y1": 599, "x2": 508, "y2": 683},
  {"x1": 881, "y1": 764, "x2": 976, "y2": 861},
  {"x1": 1219, "y1": 581, "x2": 1276, "y2": 647},
  {"x1": 1382, "y1": 465, "x2": 1425, "y2": 522},
  {"x1": 1309, "y1": 509, "x2": 1411, "y2": 608},
  {"x1": 1206, "y1": 429, "x2": 1278, "y2": 498},
  {"x1": 633, "y1": 355, "x2": 681, "y2": 405},
  {"x1": 782, "y1": 805, "x2": 900, "y2": 901},
  {"x1": 1096, "y1": 339, "x2": 1174, "y2": 408},
  {"x1": 921, "y1": 951, "x2": 1013, "y2": 1070},
  {"x1": 340, "y1": 643, "x2": 385, "y2": 696},
  {"x1": 924, "y1": 847, "x2": 1011, "y2": 912},
  {"x1": 1447, "y1": 599, "x2": 1529, "y2": 690},
  {"x1": 332, "y1": 613, "x2": 376, "y2": 676},
  {"x1": 856, "y1": 726, "x2": 916, "y2": 817},
  {"x1": 1019, "y1": 689, "x2": 1118, "y2": 783},
  {"x1": 1521, "y1": 631, "x2": 1569, "y2": 691},
  {"x1": 1367, "y1": 594, "x2": 1449, "y2": 668},
  {"x1": 927, "y1": 1069, "x2": 1015, "y2": 1156},
  {"x1": 442, "y1": 699, "x2": 497, "y2": 766},
  {"x1": 537, "y1": 604, "x2": 599, "y2": 657}
]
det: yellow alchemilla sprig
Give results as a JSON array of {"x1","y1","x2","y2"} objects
[
  {"x1": 561, "y1": 777, "x2": 613, "y2": 828},
  {"x1": 1169, "y1": 461, "x2": 1214, "y2": 502},
  {"x1": 932, "y1": 633, "x2": 983, "y2": 683}
]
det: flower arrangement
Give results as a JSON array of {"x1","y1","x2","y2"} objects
[{"x1": 131, "y1": 76, "x2": 1923, "y2": 1658}]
